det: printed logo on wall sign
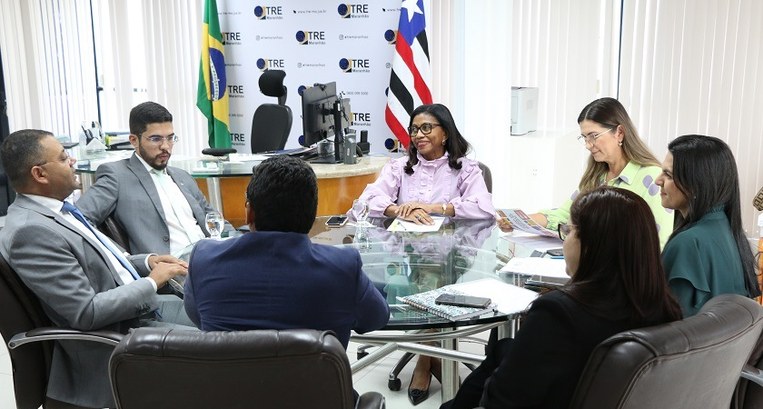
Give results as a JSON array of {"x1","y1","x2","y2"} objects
[
  {"x1": 352, "y1": 111, "x2": 371, "y2": 126},
  {"x1": 293, "y1": 8, "x2": 327, "y2": 15},
  {"x1": 227, "y1": 84, "x2": 245, "y2": 99},
  {"x1": 297, "y1": 85, "x2": 307, "y2": 96},
  {"x1": 254, "y1": 5, "x2": 283, "y2": 19},
  {"x1": 338, "y1": 33, "x2": 369, "y2": 41},
  {"x1": 256, "y1": 58, "x2": 286, "y2": 72},
  {"x1": 384, "y1": 29, "x2": 396, "y2": 44},
  {"x1": 230, "y1": 132, "x2": 246, "y2": 145},
  {"x1": 337, "y1": 3, "x2": 370, "y2": 18},
  {"x1": 295, "y1": 30, "x2": 326, "y2": 45},
  {"x1": 221, "y1": 32, "x2": 242, "y2": 45},
  {"x1": 339, "y1": 58, "x2": 370, "y2": 73}
]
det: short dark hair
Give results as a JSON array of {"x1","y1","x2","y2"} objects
[
  {"x1": 246, "y1": 156, "x2": 317, "y2": 233},
  {"x1": 405, "y1": 103, "x2": 471, "y2": 175},
  {"x1": 0, "y1": 129, "x2": 52, "y2": 189},
  {"x1": 563, "y1": 186, "x2": 682, "y2": 325},
  {"x1": 667, "y1": 134, "x2": 760, "y2": 298},
  {"x1": 129, "y1": 102, "x2": 173, "y2": 136}
]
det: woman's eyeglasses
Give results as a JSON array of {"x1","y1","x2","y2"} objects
[
  {"x1": 577, "y1": 127, "x2": 614, "y2": 146},
  {"x1": 408, "y1": 123, "x2": 441, "y2": 137},
  {"x1": 558, "y1": 223, "x2": 573, "y2": 241}
]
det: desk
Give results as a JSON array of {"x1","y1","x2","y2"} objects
[{"x1": 76, "y1": 153, "x2": 389, "y2": 226}]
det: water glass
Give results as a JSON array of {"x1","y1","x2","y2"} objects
[
  {"x1": 205, "y1": 211, "x2": 224, "y2": 240},
  {"x1": 352, "y1": 199, "x2": 370, "y2": 226}
]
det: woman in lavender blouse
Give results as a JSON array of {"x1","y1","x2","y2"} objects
[
  {"x1": 357, "y1": 103, "x2": 495, "y2": 226},
  {"x1": 355, "y1": 103, "x2": 495, "y2": 405}
]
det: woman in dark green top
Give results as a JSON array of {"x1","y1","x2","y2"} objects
[{"x1": 655, "y1": 134, "x2": 760, "y2": 315}]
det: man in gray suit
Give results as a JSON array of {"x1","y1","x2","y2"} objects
[
  {"x1": 77, "y1": 101, "x2": 216, "y2": 255},
  {"x1": 0, "y1": 129, "x2": 193, "y2": 408}
]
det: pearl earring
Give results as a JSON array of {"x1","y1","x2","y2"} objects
[{"x1": 618, "y1": 140, "x2": 623, "y2": 147}]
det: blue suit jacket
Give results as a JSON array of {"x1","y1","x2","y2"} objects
[{"x1": 184, "y1": 230, "x2": 390, "y2": 348}]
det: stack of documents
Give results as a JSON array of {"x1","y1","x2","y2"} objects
[
  {"x1": 500, "y1": 257, "x2": 568, "y2": 279},
  {"x1": 386, "y1": 216, "x2": 445, "y2": 233}
]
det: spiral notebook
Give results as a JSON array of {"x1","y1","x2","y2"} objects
[{"x1": 397, "y1": 287, "x2": 496, "y2": 321}]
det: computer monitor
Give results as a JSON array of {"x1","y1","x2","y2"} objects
[{"x1": 300, "y1": 82, "x2": 351, "y2": 147}]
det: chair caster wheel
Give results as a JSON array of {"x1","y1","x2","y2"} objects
[
  {"x1": 357, "y1": 351, "x2": 368, "y2": 360},
  {"x1": 388, "y1": 378, "x2": 402, "y2": 391}
]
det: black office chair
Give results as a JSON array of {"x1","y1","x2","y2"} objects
[
  {"x1": 109, "y1": 327, "x2": 385, "y2": 409},
  {"x1": 0, "y1": 254, "x2": 122, "y2": 409},
  {"x1": 97, "y1": 213, "x2": 130, "y2": 253},
  {"x1": 251, "y1": 69, "x2": 292, "y2": 153},
  {"x1": 569, "y1": 294, "x2": 763, "y2": 409}
]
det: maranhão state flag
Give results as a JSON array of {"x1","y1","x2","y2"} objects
[
  {"x1": 385, "y1": 0, "x2": 433, "y2": 150},
  {"x1": 196, "y1": 0, "x2": 232, "y2": 148}
]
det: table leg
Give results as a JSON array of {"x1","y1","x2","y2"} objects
[
  {"x1": 206, "y1": 178, "x2": 223, "y2": 216},
  {"x1": 441, "y1": 335, "x2": 459, "y2": 402}
]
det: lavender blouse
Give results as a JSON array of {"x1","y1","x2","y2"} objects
[{"x1": 358, "y1": 153, "x2": 495, "y2": 219}]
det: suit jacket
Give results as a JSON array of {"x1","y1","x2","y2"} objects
[
  {"x1": 184, "y1": 230, "x2": 390, "y2": 348},
  {"x1": 77, "y1": 153, "x2": 215, "y2": 254},
  {"x1": 0, "y1": 195, "x2": 158, "y2": 408}
]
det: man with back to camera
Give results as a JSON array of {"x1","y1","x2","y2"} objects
[
  {"x1": 0, "y1": 129, "x2": 195, "y2": 409},
  {"x1": 184, "y1": 156, "x2": 390, "y2": 349},
  {"x1": 76, "y1": 101, "x2": 217, "y2": 255}
]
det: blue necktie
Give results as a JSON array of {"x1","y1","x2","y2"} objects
[{"x1": 61, "y1": 201, "x2": 140, "y2": 281}]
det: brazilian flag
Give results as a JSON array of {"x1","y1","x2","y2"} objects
[{"x1": 196, "y1": 0, "x2": 231, "y2": 148}]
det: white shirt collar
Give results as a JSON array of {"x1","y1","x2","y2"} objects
[{"x1": 22, "y1": 193, "x2": 66, "y2": 214}]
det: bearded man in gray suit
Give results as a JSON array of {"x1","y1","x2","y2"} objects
[
  {"x1": 0, "y1": 129, "x2": 194, "y2": 409},
  {"x1": 77, "y1": 101, "x2": 216, "y2": 255}
]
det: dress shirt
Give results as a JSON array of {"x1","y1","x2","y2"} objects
[
  {"x1": 540, "y1": 160, "x2": 674, "y2": 248},
  {"x1": 358, "y1": 153, "x2": 495, "y2": 219},
  {"x1": 662, "y1": 207, "x2": 749, "y2": 316},
  {"x1": 135, "y1": 155, "x2": 206, "y2": 253},
  {"x1": 24, "y1": 194, "x2": 156, "y2": 290}
]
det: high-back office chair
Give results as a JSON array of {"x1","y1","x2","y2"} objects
[
  {"x1": 97, "y1": 213, "x2": 131, "y2": 253},
  {"x1": 251, "y1": 69, "x2": 292, "y2": 153},
  {"x1": 477, "y1": 162, "x2": 492, "y2": 193},
  {"x1": 109, "y1": 327, "x2": 385, "y2": 409},
  {"x1": 569, "y1": 294, "x2": 763, "y2": 409},
  {"x1": 0, "y1": 254, "x2": 122, "y2": 409}
]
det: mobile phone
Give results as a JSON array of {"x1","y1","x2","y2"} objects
[
  {"x1": 435, "y1": 293, "x2": 492, "y2": 309},
  {"x1": 546, "y1": 248, "x2": 564, "y2": 258},
  {"x1": 325, "y1": 215, "x2": 349, "y2": 228}
]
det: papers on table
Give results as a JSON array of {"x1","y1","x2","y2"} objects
[
  {"x1": 449, "y1": 278, "x2": 538, "y2": 315},
  {"x1": 500, "y1": 257, "x2": 569, "y2": 279},
  {"x1": 502, "y1": 230, "x2": 563, "y2": 252},
  {"x1": 387, "y1": 216, "x2": 445, "y2": 233},
  {"x1": 227, "y1": 153, "x2": 269, "y2": 162},
  {"x1": 498, "y1": 208, "x2": 557, "y2": 237}
]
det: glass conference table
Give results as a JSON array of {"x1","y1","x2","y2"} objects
[
  {"x1": 175, "y1": 216, "x2": 564, "y2": 401},
  {"x1": 308, "y1": 216, "x2": 560, "y2": 400}
]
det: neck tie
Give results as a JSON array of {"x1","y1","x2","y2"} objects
[{"x1": 61, "y1": 201, "x2": 140, "y2": 281}]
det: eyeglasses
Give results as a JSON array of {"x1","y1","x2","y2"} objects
[
  {"x1": 142, "y1": 134, "x2": 179, "y2": 145},
  {"x1": 35, "y1": 153, "x2": 73, "y2": 167},
  {"x1": 408, "y1": 123, "x2": 441, "y2": 137},
  {"x1": 577, "y1": 127, "x2": 615, "y2": 145},
  {"x1": 558, "y1": 223, "x2": 573, "y2": 241}
]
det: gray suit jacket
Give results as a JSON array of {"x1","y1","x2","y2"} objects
[
  {"x1": 0, "y1": 194, "x2": 157, "y2": 407},
  {"x1": 77, "y1": 153, "x2": 216, "y2": 254}
]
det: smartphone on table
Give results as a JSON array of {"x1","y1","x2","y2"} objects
[
  {"x1": 435, "y1": 293, "x2": 492, "y2": 309},
  {"x1": 325, "y1": 215, "x2": 349, "y2": 228}
]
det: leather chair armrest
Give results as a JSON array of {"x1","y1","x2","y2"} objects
[
  {"x1": 202, "y1": 148, "x2": 237, "y2": 157},
  {"x1": 356, "y1": 392, "x2": 385, "y2": 409},
  {"x1": 9, "y1": 327, "x2": 123, "y2": 349}
]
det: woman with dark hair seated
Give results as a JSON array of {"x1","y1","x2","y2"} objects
[
  {"x1": 354, "y1": 103, "x2": 494, "y2": 405},
  {"x1": 656, "y1": 134, "x2": 761, "y2": 316},
  {"x1": 442, "y1": 187, "x2": 682, "y2": 409}
]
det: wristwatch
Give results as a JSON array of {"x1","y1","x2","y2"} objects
[{"x1": 441, "y1": 203, "x2": 448, "y2": 214}]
